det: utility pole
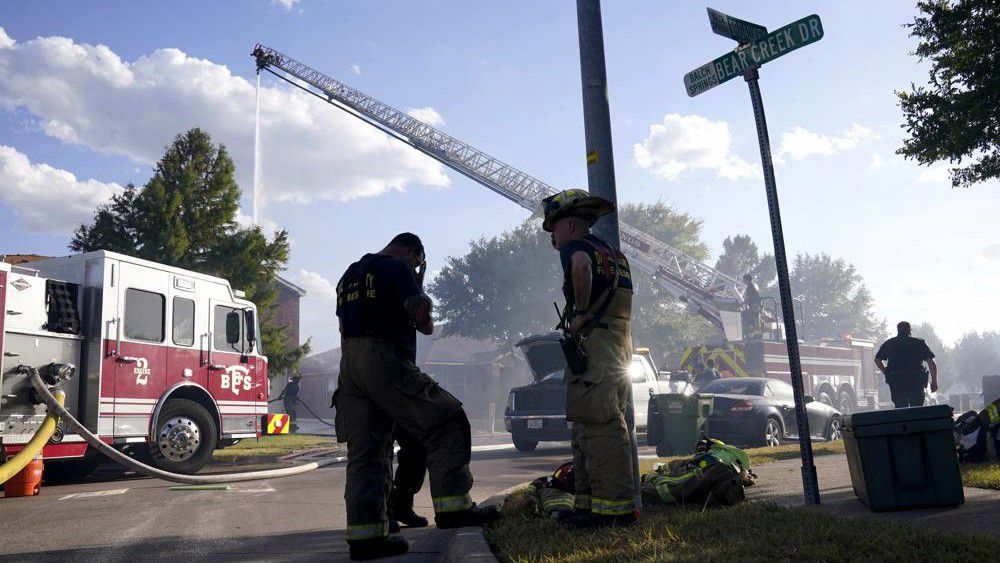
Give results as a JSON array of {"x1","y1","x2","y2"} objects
[{"x1": 576, "y1": 0, "x2": 641, "y2": 513}]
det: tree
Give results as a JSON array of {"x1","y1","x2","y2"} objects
[
  {"x1": 897, "y1": 0, "x2": 1000, "y2": 187},
  {"x1": 714, "y1": 234, "x2": 776, "y2": 288},
  {"x1": 429, "y1": 201, "x2": 716, "y2": 365},
  {"x1": 952, "y1": 331, "x2": 1000, "y2": 389},
  {"x1": 71, "y1": 128, "x2": 309, "y2": 377},
  {"x1": 788, "y1": 253, "x2": 884, "y2": 341}
]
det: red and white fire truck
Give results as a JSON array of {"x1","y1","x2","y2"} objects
[{"x1": 1, "y1": 251, "x2": 269, "y2": 479}]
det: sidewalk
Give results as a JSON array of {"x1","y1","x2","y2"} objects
[{"x1": 752, "y1": 453, "x2": 1000, "y2": 537}]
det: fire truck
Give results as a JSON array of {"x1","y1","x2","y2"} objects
[{"x1": 1, "y1": 251, "x2": 269, "y2": 479}]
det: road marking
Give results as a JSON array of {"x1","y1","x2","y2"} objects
[{"x1": 59, "y1": 488, "x2": 129, "y2": 501}]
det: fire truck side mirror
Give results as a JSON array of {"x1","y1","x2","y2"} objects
[
  {"x1": 225, "y1": 311, "x2": 241, "y2": 345},
  {"x1": 244, "y1": 309, "x2": 257, "y2": 348}
]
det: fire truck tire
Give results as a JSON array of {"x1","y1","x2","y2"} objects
[
  {"x1": 837, "y1": 390, "x2": 855, "y2": 415},
  {"x1": 816, "y1": 390, "x2": 835, "y2": 408},
  {"x1": 148, "y1": 399, "x2": 218, "y2": 474}
]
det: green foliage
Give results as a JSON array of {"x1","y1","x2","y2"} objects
[
  {"x1": 897, "y1": 0, "x2": 1000, "y2": 187},
  {"x1": 787, "y1": 253, "x2": 884, "y2": 341},
  {"x1": 714, "y1": 234, "x2": 776, "y2": 288},
  {"x1": 428, "y1": 201, "x2": 715, "y2": 365},
  {"x1": 70, "y1": 128, "x2": 309, "y2": 378},
  {"x1": 952, "y1": 331, "x2": 1000, "y2": 389}
]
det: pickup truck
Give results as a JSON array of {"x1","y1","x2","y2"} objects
[{"x1": 503, "y1": 332, "x2": 663, "y2": 452}]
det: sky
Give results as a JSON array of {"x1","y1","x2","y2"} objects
[{"x1": 1, "y1": 1, "x2": 997, "y2": 354}]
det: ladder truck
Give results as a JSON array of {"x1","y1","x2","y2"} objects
[{"x1": 250, "y1": 45, "x2": 881, "y2": 414}]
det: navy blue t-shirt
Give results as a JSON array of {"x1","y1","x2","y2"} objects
[
  {"x1": 336, "y1": 254, "x2": 422, "y2": 360},
  {"x1": 559, "y1": 235, "x2": 633, "y2": 310},
  {"x1": 876, "y1": 335, "x2": 935, "y2": 373}
]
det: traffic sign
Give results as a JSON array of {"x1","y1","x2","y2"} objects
[
  {"x1": 707, "y1": 8, "x2": 767, "y2": 44},
  {"x1": 684, "y1": 14, "x2": 824, "y2": 97}
]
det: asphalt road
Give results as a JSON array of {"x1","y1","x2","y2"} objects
[{"x1": 0, "y1": 438, "x2": 615, "y2": 562}]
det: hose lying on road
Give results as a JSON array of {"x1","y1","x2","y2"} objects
[
  {"x1": 28, "y1": 369, "x2": 342, "y2": 485},
  {"x1": 268, "y1": 396, "x2": 337, "y2": 428},
  {"x1": 0, "y1": 390, "x2": 65, "y2": 485}
]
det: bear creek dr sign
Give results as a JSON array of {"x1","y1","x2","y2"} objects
[{"x1": 684, "y1": 14, "x2": 824, "y2": 97}]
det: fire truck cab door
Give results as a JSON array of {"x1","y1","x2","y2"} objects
[
  {"x1": 113, "y1": 262, "x2": 169, "y2": 435},
  {"x1": 207, "y1": 299, "x2": 256, "y2": 402}
]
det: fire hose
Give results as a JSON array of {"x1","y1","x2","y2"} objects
[
  {"x1": 0, "y1": 390, "x2": 65, "y2": 485},
  {"x1": 268, "y1": 396, "x2": 337, "y2": 428},
  {"x1": 24, "y1": 367, "x2": 341, "y2": 485}
]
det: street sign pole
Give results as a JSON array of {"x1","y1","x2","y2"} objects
[
  {"x1": 743, "y1": 67, "x2": 820, "y2": 505},
  {"x1": 575, "y1": 0, "x2": 641, "y2": 514}
]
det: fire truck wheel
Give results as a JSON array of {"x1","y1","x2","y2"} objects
[
  {"x1": 148, "y1": 399, "x2": 218, "y2": 474},
  {"x1": 836, "y1": 390, "x2": 855, "y2": 415},
  {"x1": 816, "y1": 390, "x2": 835, "y2": 408}
]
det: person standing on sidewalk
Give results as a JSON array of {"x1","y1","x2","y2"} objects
[
  {"x1": 278, "y1": 374, "x2": 301, "y2": 432},
  {"x1": 542, "y1": 189, "x2": 637, "y2": 530},
  {"x1": 875, "y1": 321, "x2": 938, "y2": 408},
  {"x1": 335, "y1": 232, "x2": 500, "y2": 560}
]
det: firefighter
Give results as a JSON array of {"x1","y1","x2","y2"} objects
[
  {"x1": 335, "y1": 232, "x2": 500, "y2": 560},
  {"x1": 542, "y1": 189, "x2": 637, "y2": 529},
  {"x1": 875, "y1": 321, "x2": 938, "y2": 408},
  {"x1": 742, "y1": 273, "x2": 762, "y2": 339},
  {"x1": 279, "y1": 374, "x2": 301, "y2": 432},
  {"x1": 695, "y1": 358, "x2": 722, "y2": 388}
]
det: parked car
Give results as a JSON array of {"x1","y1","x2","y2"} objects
[
  {"x1": 697, "y1": 377, "x2": 843, "y2": 448},
  {"x1": 504, "y1": 332, "x2": 660, "y2": 452}
]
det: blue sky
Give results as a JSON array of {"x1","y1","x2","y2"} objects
[{"x1": 1, "y1": 1, "x2": 997, "y2": 354}]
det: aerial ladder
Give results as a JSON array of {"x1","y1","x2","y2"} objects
[{"x1": 252, "y1": 45, "x2": 749, "y2": 341}]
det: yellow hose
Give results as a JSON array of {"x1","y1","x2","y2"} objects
[{"x1": 0, "y1": 390, "x2": 65, "y2": 485}]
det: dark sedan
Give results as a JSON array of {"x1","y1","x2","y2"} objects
[{"x1": 699, "y1": 378, "x2": 843, "y2": 448}]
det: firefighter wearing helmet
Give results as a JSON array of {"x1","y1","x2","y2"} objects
[{"x1": 542, "y1": 189, "x2": 637, "y2": 529}]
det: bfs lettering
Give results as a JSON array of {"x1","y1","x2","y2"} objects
[{"x1": 221, "y1": 365, "x2": 253, "y2": 396}]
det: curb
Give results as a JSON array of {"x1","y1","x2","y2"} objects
[{"x1": 442, "y1": 483, "x2": 529, "y2": 563}]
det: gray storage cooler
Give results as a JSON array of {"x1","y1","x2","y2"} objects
[{"x1": 843, "y1": 404, "x2": 964, "y2": 511}]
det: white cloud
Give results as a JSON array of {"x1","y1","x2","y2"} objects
[
  {"x1": 271, "y1": 0, "x2": 300, "y2": 10},
  {"x1": 869, "y1": 154, "x2": 884, "y2": 169},
  {"x1": 349, "y1": 64, "x2": 361, "y2": 76},
  {"x1": 0, "y1": 29, "x2": 449, "y2": 207},
  {"x1": 776, "y1": 123, "x2": 876, "y2": 162},
  {"x1": 916, "y1": 165, "x2": 951, "y2": 184},
  {"x1": 406, "y1": 106, "x2": 445, "y2": 127},
  {"x1": 294, "y1": 269, "x2": 337, "y2": 300},
  {"x1": 0, "y1": 28, "x2": 13, "y2": 49},
  {"x1": 0, "y1": 145, "x2": 123, "y2": 234},
  {"x1": 633, "y1": 113, "x2": 759, "y2": 181}
]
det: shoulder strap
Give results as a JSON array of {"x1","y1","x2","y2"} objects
[{"x1": 577, "y1": 238, "x2": 621, "y2": 336}]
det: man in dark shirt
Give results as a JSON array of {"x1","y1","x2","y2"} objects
[
  {"x1": 278, "y1": 374, "x2": 301, "y2": 431},
  {"x1": 695, "y1": 358, "x2": 722, "y2": 388},
  {"x1": 334, "y1": 232, "x2": 499, "y2": 560},
  {"x1": 875, "y1": 321, "x2": 938, "y2": 408}
]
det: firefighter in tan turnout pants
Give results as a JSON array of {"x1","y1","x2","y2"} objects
[
  {"x1": 542, "y1": 189, "x2": 637, "y2": 529},
  {"x1": 335, "y1": 233, "x2": 500, "y2": 560}
]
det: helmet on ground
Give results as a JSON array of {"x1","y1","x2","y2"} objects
[
  {"x1": 541, "y1": 189, "x2": 615, "y2": 232},
  {"x1": 550, "y1": 461, "x2": 575, "y2": 492}
]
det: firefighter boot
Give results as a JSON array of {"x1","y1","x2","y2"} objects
[
  {"x1": 348, "y1": 536, "x2": 409, "y2": 561},
  {"x1": 389, "y1": 490, "x2": 429, "y2": 528},
  {"x1": 434, "y1": 503, "x2": 502, "y2": 529}
]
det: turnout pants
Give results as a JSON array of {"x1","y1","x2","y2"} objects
[
  {"x1": 336, "y1": 338, "x2": 473, "y2": 541},
  {"x1": 392, "y1": 425, "x2": 427, "y2": 496},
  {"x1": 565, "y1": 291, "x2": 636, "y2": 516}
]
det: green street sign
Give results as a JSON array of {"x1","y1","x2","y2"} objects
[
  {"x1": 707, "y1": 8, "x2": 767, "y2": 45},
  {"x1": 684, "y1": 14, "x2": 824, "y2": 97}
]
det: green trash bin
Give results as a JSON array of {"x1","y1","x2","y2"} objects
[
  {"x1": 647, "y1": 393, "x2": 714, "y2": 457},
  {"x1": 843, "y1": 404, "x2": 964, "y2": 512}
]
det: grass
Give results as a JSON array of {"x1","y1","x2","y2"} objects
[
  {"x1": 638, "y1": 440, "x2": 847, "y2": 474},
  {"x1": 962, "y1": 462, "x2": 1000, "y2": 490},
  {"x1": 486, "y1": 490, "x2": 1000, "y2": 563},
  {"x1": 211, "y1": 434, "x2": 338, "y2": 461}
]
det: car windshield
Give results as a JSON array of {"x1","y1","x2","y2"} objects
[{"x1": 699, "y1": 379, "x2": 765, "y2": 396}]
